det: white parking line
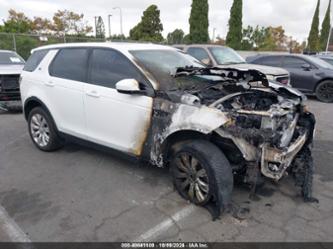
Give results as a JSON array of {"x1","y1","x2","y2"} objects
[
  {"x1": 0, "y1": 205, "x2": 31, "y2": 242},
  {"x1": 134, "y1": 205, "x2": 196, "y2": 242}
]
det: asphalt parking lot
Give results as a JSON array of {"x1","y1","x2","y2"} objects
[{"x1": 0, "y1": 99, "x2": 333, "y2": 242}]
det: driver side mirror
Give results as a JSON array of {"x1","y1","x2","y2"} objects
[
  {"x1": 116, "y1": 79, "x2": 144, "y2": 95},
  {"x1": 301, "y1": 63, "x2": 312, "y2": 71}
]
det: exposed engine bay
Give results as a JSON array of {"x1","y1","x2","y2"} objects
[
  {"x1": 176, "y1": 67, "x2": 317, "y2": 216},
  {"x1": 213, "y1": 90, "x2": 315, "y2": 181},
  {"x1": 142, "y1": 66, "x2": 318, "y2": 220}
]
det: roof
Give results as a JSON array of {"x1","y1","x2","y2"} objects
[
  {"x1": 0, "y1": 50, "x2": 16, "y2": 53},
  {"x1": 250, "y1": 53, "x2": 312, "y2": 59},
  {"x1": 32, "y1": 42, "x2": 176, "y2": 54},
  {"x1": 173, "y1": 44, "x2": 227, "y2": 49}
]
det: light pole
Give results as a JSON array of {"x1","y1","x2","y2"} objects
[
  {"x1": 108, "y1": 14, "x2": 112, "y2": 38},
  {"x1": 326, "y1": 27, "x2": 332, "y2": 53},
  {"x1": 212, "y1": 28, "x2": 217, "y2": 43},
  {"x1": 94, "y1": 16, "x2": 98, "y2": 38},
  {"x1": 113, "y1": 7, "x2": 123, "y2": 36}
]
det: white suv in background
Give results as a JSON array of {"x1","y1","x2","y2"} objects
[{"x1": 20, "y1": 43, "x2": 317, "y2": 219}]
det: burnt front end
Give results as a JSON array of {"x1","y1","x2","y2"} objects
[
  {"x1": 0, "y1": 74, "x2": 21, "y2": 102},
  {"x1": 212, "y1": 89, "x2": 316, "y2": 200}
]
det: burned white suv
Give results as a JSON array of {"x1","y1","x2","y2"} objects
[{"x1": 20, "y1": 43, "x2": 316, "y2": 219}]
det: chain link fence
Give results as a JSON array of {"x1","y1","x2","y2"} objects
[{"x1": 0, "y1": 33, "x2": 106, "y2": 60}]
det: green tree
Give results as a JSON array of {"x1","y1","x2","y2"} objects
[
  {"x1": 183, "y1": 34, "x2": 191, "y2": 44},
  {"x1": 307, "y1": 0, "x2": 321, "y2": 52},
  {"x1": 241, "y1": 25, "x2": 254, "y2": 50},
  {"x1": 241, "y1": 25, "x2": 289, "y2": 51},
  {"x1": 167, "y1": 29, "x2": 185, "y2": 44},
  {"x1": 226, "y1": 0, "x2": 243, "y2": 49},
  {"x1": 1, "y1": 9, "x2": 32, "y2": 33},
  {"x1": 189, "y1": 0, "x2": 209, "y2": 43},
  {"x1": 129, "y1": 5, "x2": 164, "y2": 42},
  {"x1": 320, "y1": 0, "x2": 331, "y2": 50},
  {"x1": 31, "y1": 17, "x2": 53, "y2": 34},
  {"x1": 52, "y1": 10, "x2": 93, "y2": 36},
  {"x1": 95, "y1": 16, "x2": 105, "y2": 38}
]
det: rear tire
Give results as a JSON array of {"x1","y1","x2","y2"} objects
[
  {"x1": 28, "y1": 107, "x2": 63, "y2": 152},
  {"x1": 170, "y1": 140, "x2": 233, "y2": 207},
  {"x1": 315, "y1": 80, "x2": 333, "y2": 103}
]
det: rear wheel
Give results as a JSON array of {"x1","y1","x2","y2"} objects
[
  {"x1": 170, "y1": 140, "x2": 233, "y2": 207},
  {"x1": 28, "y1": 107, "x2": 63, "y2": 151},
  {"x1": 315, "y1": 80, "x2": 333, "y2": 103}
]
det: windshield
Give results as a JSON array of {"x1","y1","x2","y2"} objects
[
  {"x1": 0, "y1": 52, "x2": 25, "y2": 65},
  {"x1": 320, "y1": 57, "x2": 333, "y2": 66},
  {"x1": 208, "y1": 47, "x2": 245, "y2": 65},
  {"x1": 309, "y1": 56, "x2": 333, "y2": 69},
  {"x1": 130, "y1": 49, "x2": 206, "y2": 90}
]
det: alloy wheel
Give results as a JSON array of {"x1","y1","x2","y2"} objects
[
  {"x1": 318, "y1": 82, "x2": 333, "y2": 102},
  {"x1": 30, "y1": 113, "x2": 50, "y2": 147},
  {"x1": 174, "y1": 152, "x2": 210, "y2": 204}
]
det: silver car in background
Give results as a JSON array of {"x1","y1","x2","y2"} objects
[
  {"x1": 175, "y1": 44, "x2": 290, "y2": 86},
  {"x1": 0, "y1": 50, "x2": 25, "y2": 111}
]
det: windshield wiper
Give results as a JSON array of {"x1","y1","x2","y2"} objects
[
  {"x1": 221, "y1": 61, "x2": 246, "y2": 65},
  {"x1": 174, "y1": 66, "x2": 270, "y2": 88}
]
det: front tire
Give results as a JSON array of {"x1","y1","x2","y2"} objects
[
  {"x1": 315, "y1": 80, "x2": 333, "y2": 103},
  {"x1": 170, "y1": 140, "x2": 233, "y2": 207},
  {"x1": 28, "y1": 107, "x2": 63, "y2": 152}
]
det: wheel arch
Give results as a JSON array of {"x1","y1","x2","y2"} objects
[
  {"x1": 161, "y1": 130, "x2": 210, "y2": 164},
  {"x1": 24, "y1": 97, "x2": 54, "y2": 123},
  {"x1": 314, "y1": 78, "x2": 333, "y2": 92}
]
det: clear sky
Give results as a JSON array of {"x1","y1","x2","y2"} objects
[{"x1": 0, "y1": 0, "x2": 331, "y2": 42}]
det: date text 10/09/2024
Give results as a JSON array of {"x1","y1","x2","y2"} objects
[{"x1": 121, "y1": 243, "x2": 209, "y2": 248}]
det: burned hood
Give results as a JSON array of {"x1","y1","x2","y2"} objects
[{"x1": 166, "y1": 67, "x2": 305, "y2": 106}]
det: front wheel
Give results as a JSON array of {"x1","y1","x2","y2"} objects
[
  {"x1": 315, "y1": 80, "x2": 333, "y2": 103},
  {"x1": 170, "y1": 140, "x2": 233, "y2": 207}
]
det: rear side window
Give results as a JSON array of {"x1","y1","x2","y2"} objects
[
  {"x1": 23, "y1": 50, "x2": 49, "y2": 72},
  {"x1": 89, "y1": 48, "x2": 145, "y2": 88},
  {"x1": 255, "y1": 56, "x2": 282, "y2": 67},
  {"x1": 50, "y1": 48, "x2": 89, "y2": 82}
]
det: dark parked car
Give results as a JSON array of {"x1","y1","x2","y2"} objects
[{"x1": 247, "y1": 54, "x2": 333, "y2": 103}]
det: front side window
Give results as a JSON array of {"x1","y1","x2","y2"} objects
[
  {"x1": 0, "y1": 51, "x2": 25, "y2": 65},
  {"x1": 89, "y1": 48, "x2": 145, "y2": 88},
  {"x1": 208, "y1": 47, "x2": 245, "y2": 65},
  {"x1": 187, "y1": 48, "x2": 211, "y2": 63},
  {"x1": 283, "y1": 57, "x2": 308, "y2": 69},
  {"x1": 50, "y1": 48, "x2": 89, "y2": 82}
]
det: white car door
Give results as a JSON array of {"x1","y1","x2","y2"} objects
[
  {"x1": 47, "y1": 48, "x2": 88, "y2": 138},
  {"x1": 83, "y1": 48, "x2": 153, "y2": 156}
]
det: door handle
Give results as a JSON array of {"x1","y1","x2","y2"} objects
[
  {"x1": 45, "y1": 81, "x2": 55, "y2": 87},
  {"x1": 86, "y1": 90, "x2": 100, "y2": 98}
]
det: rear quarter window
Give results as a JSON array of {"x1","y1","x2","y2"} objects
[{"x1": 23, "y1": 50, "x2": 49, "y2": 72}]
